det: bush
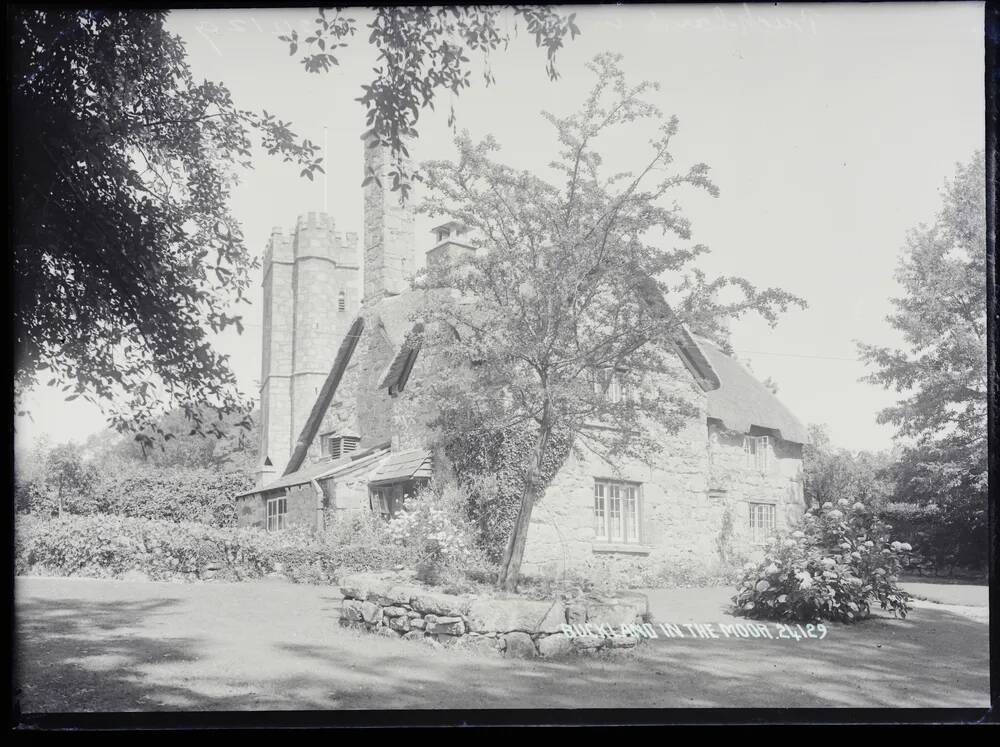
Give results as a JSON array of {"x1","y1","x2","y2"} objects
[
  {"x1": 15, "y1": 512, "x2": 410, "y2": 584},
  {"x1": 94, "y1": 464, "x2": 254, "y2": 527},
  {"x1": 878, "y1": 500, "x2": 986, "y2": 573},
  {"x1": 732, "y1": 499, "x2": 912, "y2": 623},
  {"x1": 385, "y1": 480, "x2": 491, "y2": 588}
]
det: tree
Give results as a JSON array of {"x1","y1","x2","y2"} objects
[
  {"x1": 12, "y1": 9, "x2": 322, "y2": 443},
  {"x1": 802, "y1": 424, "x2": 894, "y2": 509},
  {"x1": 83, "y1": 407, "x2": 260, "y2": 471},
  {"x1": 857, "y1": 153, "x2": 987, "y2": 558},
  {"x1": 14, "y1": 440, "x2": 100, "y2": 517},
  {"x1": 285, "y1": 6, "x2": 581, "y2": 199},
  {"x1": 416, "y1": 54, "x2": 806, "y2": 590}
]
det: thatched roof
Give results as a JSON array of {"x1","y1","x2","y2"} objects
[{"x1": 697, "y1": 337, "x2": 809, "y2": 444}]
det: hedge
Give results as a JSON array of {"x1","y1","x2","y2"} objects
[
  {"x1": 877, "y1": 502, "x2": 987, "y2": 572},
  {"x1": 15, "y1": 514, "x2": 414, "y2": 584}
]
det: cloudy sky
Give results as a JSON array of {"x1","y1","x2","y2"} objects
[{"x1": 14, "y1": 2, "x2": 984, "y2": 454}]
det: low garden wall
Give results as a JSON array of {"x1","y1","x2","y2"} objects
[{"x1": 338, "y1": 572, "x2": 651, "y2": 658}]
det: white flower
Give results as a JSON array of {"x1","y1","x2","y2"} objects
[
  {"x1": 792, "y1": 531, "x2": 805, "y2": 539},
  {"x1": 821, "y1": 557, "x2": 836, "y2": 569},
  {"x1": 765, "y1": 564, "x2": 780, "y2": 576},
  {"x1": 890, "y1": 541, "x2": 902, "y2": 550},
  {"x1": 837, "y1": 499, "x2": 849, "y2": 507},
  {"x1": 851, "y1": 551, "x2": 862, "y2": 560},
  {"x1": 822, "y1": 502, "x2": 834, "y2": 509},
  {"x1": 852, "y1": 502, "x2": 865, "y2": 511},
  {"x1": 783, "y1": 539, "x2": 798, "y2": 548},
  {"x1": 863, "y1": 540, "x2": 874, "y2": 548},
  {"x1": 840, "y1": 542, "x2": 852, "y2": 550},
  {"x1": 827, "y1": 509, "x2": 844, "y2": 520},
  {"x1": 755, "y1": 580, "x2": 770, "y2": 592},
  {"x1": 900, "y1": 543, "x2": 912, "y2": 551}
]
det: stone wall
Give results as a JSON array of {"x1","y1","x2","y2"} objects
[
  {"x1": 521, "y1": 354, "x2": 721, "y2": 578},
  {"x1": 707, "y1": 421, "x2": 805, "y2": 559},
  {"x1": 338, "y1": 572, "x2": 650, "y2": 658}
]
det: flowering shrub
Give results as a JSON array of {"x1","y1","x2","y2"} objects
[
  {"x1": 15, "y1": 513, "x2": 410, "y2": 583},
  {"x1": 386, "y1": 481, "x2": 478, "y2": 567},
  {"x1": 733, "y1": 499, "x2": 912, "y2": 623}
]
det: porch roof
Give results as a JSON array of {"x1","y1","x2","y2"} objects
[
  {"x1": 237, "y1": 442, "x2": 390, "y2": 497},
  {"x1": 368, "y1": 448, "x2": 433, "y2": 486}
]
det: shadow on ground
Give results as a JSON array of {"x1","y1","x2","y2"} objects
[{"x1": 14, "y1": 577, "x2": 990, "y2": 711}]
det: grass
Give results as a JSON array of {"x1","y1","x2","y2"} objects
[{"x1": 14, "y1": 575, "x2": 990, "y2": 713}]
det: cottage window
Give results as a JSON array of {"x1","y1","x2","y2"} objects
[
  {"x1": 743, "y1": 435, "x2": 770, "y2": 473},
  {"x1": 749, "y1": 502, "x2": 776, "y2": 545},
  {"x1": 592, "y1": 369, "x2": 632, "y2": 404},
  {"x1": 594, "y1": 480, "x2": 641, "y2": 544},
  {"x1": 266, "y1": 497, "x2": 287, "y2": 532}
]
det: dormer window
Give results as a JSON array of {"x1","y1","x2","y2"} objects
[
  {"x1": 322, "y1": 433, "x2": 360, "y2": 459},
  {"x1": 744, "y1": 435, "x2": 771, "y2": 474}
]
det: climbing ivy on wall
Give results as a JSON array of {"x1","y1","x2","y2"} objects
[{"x1": 443, "y1": 425, "x2": 572, "y2": 562}]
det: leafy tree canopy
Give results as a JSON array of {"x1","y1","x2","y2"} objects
[
  {"x1": 286, "y1": 5, "x2": 581, "y2": 199},
  {"x1": 802, "y1": 424, "x2": 895, "y2": 509},
  {"x1": 415, "y1": 54, "x2": 805, "y2": 588},
  {"x1": 857, "y1": 153, "x2": 986, "y2": 508},
  {"x1": 12, "y1": 9, "x2": 322, "y2": 439}
]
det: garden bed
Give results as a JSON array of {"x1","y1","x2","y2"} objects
[{"x1": 337, "y1": 571, "x2": 651, "y2": 658}]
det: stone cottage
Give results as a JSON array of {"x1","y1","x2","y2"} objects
[{"x1": 235, "y1": 134, "x2": 809, "y2": 576}]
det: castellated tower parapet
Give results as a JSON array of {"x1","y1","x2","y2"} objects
[
  {"x1": 257, "y1": 211, "x2": 360, "y2": 485},
  {"x1": 362, "y1": 132, "x2": 416, "y2": 304}
]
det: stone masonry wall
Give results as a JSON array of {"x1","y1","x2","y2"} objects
[
  {"x1": 708, "y1": 422, "x2": 805, "y2": 560},
  {"x1": 338, "y1": 572, "x2": 650, "y2": 658},
  {"x1": 521, "y1": 354, "x2": 719, "y2": 578}
]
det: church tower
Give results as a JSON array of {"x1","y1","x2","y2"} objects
[{"x1": 256, "y1": 212, "x2": 360, "y2": 485}]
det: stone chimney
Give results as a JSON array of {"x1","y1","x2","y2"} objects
[
  {"x1": 426, "y1": 220, "x2": 476, "y2": 268},
  {"x1": 362, "y1": 132, "x2": 416, "y2": 304}
]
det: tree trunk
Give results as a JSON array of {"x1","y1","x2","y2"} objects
[{"x1": 497, "y1": 421, "x2": 551, "y2": 591}]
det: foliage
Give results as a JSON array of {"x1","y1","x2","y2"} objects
[
  {"x1": 802, "y1": 424, "x2": 895, "y2": 509},
  {"x1": 386, "y1": 481, "x2": 485, "y2": 586},
  {"x1": 415, "y1": 53, "x2": 804, "y2": 589},
  {"x1": 12, "y1": 9, "x2": 322, "y2": 440},
  {"x1": 443, "y1": 426, "x2": 572, "y2": 562},
  {"x1": 14, "y1": 440, "x2": 100, "y2": 517},
  {"x1": 878, "y1": 501, "x2": 985, "y2": 572},
  {"x1": 84, "y1": 407, "x2": 261, "y2": 470},
  {"x1": 856, "y1": 153, "x2": 987, "y2": 566},
  {"x1": 286, "y1": 6, "x2": 580, "y2": 199},
  {"x1": 15, "y1": 513, "x2": 409, "y2": 583},
  {"x1": 93, "y1": 464, "x2": 254, "y2": 527},
  {"x1": 733, "y1": 500, "x2": 912, "y2": 623},
  {"x1": 15, "y1": 433, "x2": 257, "y2": 527}
]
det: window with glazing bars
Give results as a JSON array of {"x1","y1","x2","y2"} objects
[
  {"x1": 743, "y1": 435, "x2": 771, "y2": 473},
  {"x1": 266, "y1": 497, "x2": 287, "y2": 532},
  {"x1": 749, "y1": 502, "x2": 776, "y2": 544},
  {"x1": 594, "y1": 480, "x2": 641, "y2": 543}
]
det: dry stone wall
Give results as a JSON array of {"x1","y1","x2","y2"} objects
[{"x1": 338, "y1": 572, "x2": 650, "y2": 657}]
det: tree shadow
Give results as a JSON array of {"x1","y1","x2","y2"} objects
[{"x1": 15, "y1": 584, "x2": 989, "y2": 712}]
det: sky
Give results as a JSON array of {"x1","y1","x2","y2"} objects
[{"x1": 13, "y1": 2, "x2": 985, "y2": 455}]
